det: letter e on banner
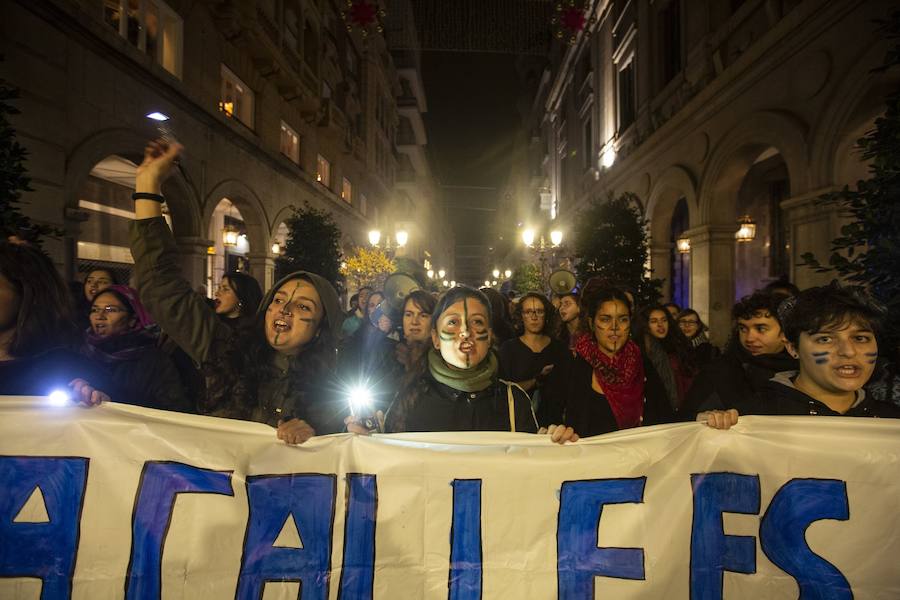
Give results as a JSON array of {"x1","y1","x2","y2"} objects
[
  {"x1": 125, "y1": 461, "x2": 234, "y2": 599},
  {"x1": 557, "y1": 477, "x2": 647, "y2": 599},
  {"x1": 690, "y1": 473, "x2": 760, "y2": 600},
  {"x1": 760, "y1": 478, "x2": 852, "y2": 599},
  {"x1": 0, "y1": 456, "x2": 89, "y2": 599},
  {"x1": 236, "y1": 474, "x2": 337, "y2": 600}
]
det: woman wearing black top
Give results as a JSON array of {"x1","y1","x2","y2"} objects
[{"x1": 499, "y1": 292, "x2": 568, "y2": 426}]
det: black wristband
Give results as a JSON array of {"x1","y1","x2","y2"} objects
[{"x1": 132, "y1": 192, "x2": 165, "y2": 203}]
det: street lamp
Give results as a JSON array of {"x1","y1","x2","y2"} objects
[
  {"x1": 504, "y1": 269, "x2": 512, "y2": 279},
  {"x1": 521, "y1": 228, "x2": 536, "y2": 247},
  {"x1": 442, "y1": 279, "x2": 449, "y2": 287},
  {"x1": 222, "y1": 225, "x2": 239, "y2": 248},
  {"x1": 450, "y1": 280, "x2": 456, "y2": 287},
  {"x1": 427, "y1": 269, "x2": 435, "y2": 279},
  {"x1": 492, "y1": 268, "x2": 500, "y2": 279},
  {"x1": 438, "y1": 269, "x2": 446, "y2": 279},
  {"x1": 735, "y1": 215, "x2": 757, "y2": 243},
  {"x1": 484, "y1": 280, "x2": 491, "y2": 287},
  {"x1": 368, "y1": 230, "x2": 381, "y2": 246},
  {"x1": 522, "y1": 227, "x2": 566, "y2": 285},
  {"x1": 550, "y1": 230, "x2": 563, "y2": 247},
  {"x1": 676, "y1": 236, "x2": 691, "y2": 254},
  {"x1": 395, "y1": 230, "x2": 409, "y2": 248}
]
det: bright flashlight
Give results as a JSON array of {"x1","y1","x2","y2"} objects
[
  {"x1": 48, "y1": 390, "x2": 71, "y2": 406},
  {"x1": 348, "y1": 385, "x2": 374, "y2": 417},
  {"x1": 146, "y1": 111, "x2": 170, "y2": 121}
]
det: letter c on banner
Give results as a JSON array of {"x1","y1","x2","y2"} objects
[
  {"x1": 236, "y1": 474, "x2": 337, "y2": 600},
  {"x1": 690, "y1": 473, "x2": 761, "y2": 600},
  {"x1": 556, "y1": 477, "x2": 647, "y2": 599},
  {"x1": 0, "y1": 456, "x2": 89, "y2": 600},
  {"x1": 760, "y1": 478, "x2": 852, "y2": 600},
  {"x1": 125, "y1": 461, "x2": 234, "y2": 600}
]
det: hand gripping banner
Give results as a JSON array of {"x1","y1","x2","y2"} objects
[{"x1": 1, "y1": 397, "x2": 899, "y2": 599}]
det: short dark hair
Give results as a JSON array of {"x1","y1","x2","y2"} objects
[
  {"x1": 512, "y1": 292, "x2": 560, "y2": 337},
  {"x1": 403, "y1": 289, "x2": 437, "y2": 316},
  {"x1": 1, "y1": 242, "x2": 77, "y2": 357},
  {"x1": 763, "y1": 277, "x2": 801, "y2": 299},
  {"x1": 732, "y1": 291, "x2": 785, "y2": 327},
  {"x1": 780, "y1": 283, "x2": 886, "y2": 347}
]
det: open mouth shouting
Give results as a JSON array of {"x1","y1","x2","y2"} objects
[{"x1": 273, "y1": 318, "x2": 292, "y2": 334}]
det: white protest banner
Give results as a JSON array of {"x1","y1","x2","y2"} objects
[{"x1": 1, "y1": 396, "x2": 899, "y2": 599}]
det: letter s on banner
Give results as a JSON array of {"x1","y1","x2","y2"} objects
[
  {"x1": 125, "y1": 461, "x2": 234, "y2": 600},
  {"x1": 690, "y1": 473, "x2": 760, "y2": 600},
  {"x1": 557, "y1": 477, "x2": 647, "y2": 599},
  {"x1": 0, "y1": 456, "x2": 89, "y2": 600},
  {"x1": 760, "y1": 478, "x2": 852, "y2": 600},
  {"x1": 236, "y1": 474, "x2": 337, "y2": 600}
]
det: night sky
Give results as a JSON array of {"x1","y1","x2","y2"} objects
[{"x1": 421, "y1": 51, "x2": 529, "y2": 284}]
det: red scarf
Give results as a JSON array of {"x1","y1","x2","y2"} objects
[{"x1": 574, "y1": 335, "x2": 645, "y2": 429}]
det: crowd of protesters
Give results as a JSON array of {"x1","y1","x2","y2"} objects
[{"x1": 2, "y1": 139, "x2": 898, "y2": 445}]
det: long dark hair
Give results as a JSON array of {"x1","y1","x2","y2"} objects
[
  {"x1": 633, "y1": 304, "x2": 695, "y2": 371},
  {"x1": 0, "y1": 242, "x2": 78, "y2": 357},
  {"x1": 580, "y1": 285, "x2": 633, "y2": 336},
  {"x1": 223, "y1": 271, "x2": 263, "y2": 316},
  {"x1": 512, "y1": 291, "x2": 560, "y2": 337}
]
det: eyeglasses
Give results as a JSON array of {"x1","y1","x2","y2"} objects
[
  {"x1": 523, "y1": 309, "x2": 545, "y2": 317},
  {"x1": 90, "y1": 305, "x2": 127, "y2": 315}
]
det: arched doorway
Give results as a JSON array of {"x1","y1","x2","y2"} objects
[
  {"x1": 207, "y1": 198, "x2": 250, "y2": 297},
  {"x1": 669, "y1": 197, "x2": 690, "y2": 308},
  {"x1": 733, "y1": 148, "x2": 790, "y2": 300},
  {"x1": 75, "y1": 154, "x2": 174, "y2": 286}
]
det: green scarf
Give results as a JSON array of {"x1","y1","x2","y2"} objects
[{"x1": 428, "y1": 348, "x2": 498, "y2": 392}]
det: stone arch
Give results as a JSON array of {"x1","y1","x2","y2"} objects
[
  {"x1": 698, "y1": 110, "x2": 810, "y2": 226},
  {"x1": 809, "y1": 42, "x2": 898, "y2": 188},
  {"x1": 645, "y1": 165, "x2": 698, "y2": 302},
  {"x1": 203, "y1": 179, "x2": 270, "y2": 254},
  {"x1": 64, "y1": 128, "x2": 201, "y2": 238}
]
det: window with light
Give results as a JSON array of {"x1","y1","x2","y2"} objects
[
  {"x1": 219, "y1": 65, "x2": 254, "y2": 128},
  {"x1": 103, "y1": 0, "x2": 183, "y2": 78},
  {"x1": 280, "y1": 122, "x2": 300, "y2": 164}
]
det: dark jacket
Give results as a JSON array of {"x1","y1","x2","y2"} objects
[
  {"x1": 683, "y1": 344, "x2": 797, "y2": 418},
  {"x1": 563, "y1": 354, "x2": 672, "y2": 436},
  {"x1": 338, "y1": 322, "x2": 401, "y2": 413},
  {"x1": 757, "y1": 371, "x2": 900, "y2": 418},
  {"x1": 498, "y1": 337, "x2": 569, "y2": 427},
  {"x1": 82, "y1": 332, "x2": 191, "y2": 412},
  {"x1": 385, "y1": 371, "x2": 539, "y2": 434},
  {"x1": 130, "y1": 217, "x2": 344, "y2": 430},
  {"x1": 0, "y1": 347, "x2": 109, "y2": 397}
]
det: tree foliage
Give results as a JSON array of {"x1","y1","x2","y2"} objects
[
  {"x1": 800, "y1": 11, "x2": 900, "y2": 351},
  {"x1": 573, "y1": 192, "x2": 663, "y2": 306},
  {"x1": 340, "y1": 246, "x2": 395, "y2": 289},
  {"x1": 275, "y1": 203, "x2": 343, "y2": 286},
  {"x1": 511, "y1": 263, "x2": 543, "y2": 293},
  {"x1": 0, "y1": 69, "x2": 47, "y2": 243}
]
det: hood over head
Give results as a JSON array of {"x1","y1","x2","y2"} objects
[{"x1": 258, "y1": 271, "x2": 344, "y2": 339}]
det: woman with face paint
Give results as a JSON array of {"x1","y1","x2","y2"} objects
[
  {"x1": 375, "y1": 287, "x2": 575, "y2": 442},
  {"x1": 129, "y1": 140, "x2": 345, "y2": 443},
  {"x1": 700, "y1": 284, "x2": 900, "y2": 429},
  {"x1": 562, "y1": 286, "x2": 649, "y2": 437}
]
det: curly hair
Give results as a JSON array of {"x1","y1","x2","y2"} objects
[{"x1": 512, "y1": 292, "x2": 560, "y2": 337}]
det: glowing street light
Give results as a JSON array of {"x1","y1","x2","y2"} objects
[
  {"x1": 521, "y1": 228, "x2": 536, "y2": 247},
  {"x1": 492, "y1": 268, "x2": 500, "y2": 278},
  {"x1": 395, "y1": 230, "x2": 409, "y2": 247},
  {"x1": 442, "y1": 279, "x2": 449, "y2": 287},
  {"x1": 427, "y1": 269, "x2": 435, "y2": 279},
  {"x1": 550, "y1": 230, "x2": 563, "y2": 247},
  {"x1": 368, "y1": 230, "x2": 381, "y2": 246},
  {"x1": 504, "y1": 269, "x2": 512, "y2": 279},
  {"x1": 438, "y1": 269, "x2": 446, "y2": 279},
  {"x1": 484, "y1": 280, "x2": 491, "y2": 287},
  {"x1": 450, "y1": 280, "x2": 456, "y2": 287}
]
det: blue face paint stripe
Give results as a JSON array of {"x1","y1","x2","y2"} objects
[
  {"x1": 814, "y1": 359, "x2": 828, "y2": 365},
  {"x1": 810, "y1": 352, "x2": 830, "y2": 357}
]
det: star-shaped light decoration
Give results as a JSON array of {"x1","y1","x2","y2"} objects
[
  {"x1": 341, "y1": 0, "x2": 386, "y2": 38},
  {"x1": 551, "y1": 0, "x2": 596, "y2": 45}
]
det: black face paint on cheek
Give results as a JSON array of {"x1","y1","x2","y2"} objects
[
  {"x1": 865, "y1": 352, "x2": 878, "y2": 364},
  {"x1": 811, "y1": 351, "x2": 829, "y2": 365},
  {"x1": 439, "y1": 330, "x2": 455, "y2": 341},
  {"x1": 474, "y1": 333, "x2": 489, "y2": 341}
]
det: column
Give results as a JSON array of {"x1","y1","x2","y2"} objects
[
  {"x1": 175, "y1": 236, "x2": 212, "y2": 294},
  {"x1": 685, "y1": 225, "x2": 736, "y2": 347},
  {"x1": 649, "y1": 242, "x2": 673, "y2": 302},
  {"x1": 247, "y1": 252, "x2": 276, "y2": 293}
]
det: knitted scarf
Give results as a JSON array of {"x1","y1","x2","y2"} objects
[
  {"x1": 427, "y1": 348, "x2": 498, "y2": 393},
  {"x1": 575, "y1": 335, "x2": 645, "y2": 429}
]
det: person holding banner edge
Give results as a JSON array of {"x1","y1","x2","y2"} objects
[
  {"x1": 129, "y1": 139, "x2": 345, "y2": 443},
  {"x1": 699, "y1": 283, "x2": 900, "y2": 428},
  {"x1": 348, "y1": 286, "x2": 578, "y2": 443}
]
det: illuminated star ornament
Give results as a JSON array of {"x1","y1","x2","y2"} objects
[
  {"x1": 341, "y1": 0, "x2": 386, "y2": 37},
  {"x1": 552, "y1": 0, "x2": 596, "y2": 45}
]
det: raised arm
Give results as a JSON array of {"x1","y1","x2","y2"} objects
[{"x1": 129, "y1": 140, "x2": 228, "y2": 365}]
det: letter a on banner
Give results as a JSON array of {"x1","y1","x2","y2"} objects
[
  {"x1": 690, "y1": 473, "x2": 760, "y2": 600},
  {"x1": 0, "y1": 456, "x2": 89, "y2": 600},
  {"x1": 236, "y1": 474, "x2": 337, "y2": 600},
  {"x1": 557, "y1": 477, "x2": 647, "y2": 599},
  {"x1": 125, "y1": 461, "x2": 234, "y2": 600},
  {"x1": 760, "y1": 478, "x2": 852, "y2": 600}
]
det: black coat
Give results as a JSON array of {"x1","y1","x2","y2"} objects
[
  {"x1": 338, "y1": 322, "x2": 401, "y2": 413},
  {"x1": 757, "y1": 373, "x2": 900, "y2": 418},
  {"x1": 386, "y1": 371, "x2": 538, "y2": 434},
  {"x1": 498, "y1": 337, "x2": 569, "y2": 427},
  {"x1": 683, "y1": 345, "x2": 797, "y2": 418},
  {"x1": 0, "y1": 347, "x2": 109, "y2": 397}
]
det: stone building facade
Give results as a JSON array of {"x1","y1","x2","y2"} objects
[
  {"x1": 1, "y1": 0, "x2": 450, "y2": 295},
  {"x1": 525, "y1": 0, "x2": 897, "y2": 342}
]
